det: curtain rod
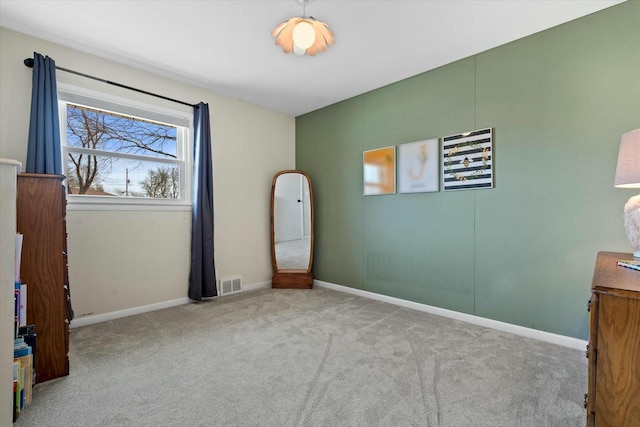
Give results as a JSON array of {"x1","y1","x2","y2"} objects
[{"x1": 23, "y1": 58, "x2": 198, "y2": 109}]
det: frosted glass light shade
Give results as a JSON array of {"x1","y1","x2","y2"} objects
[
  {"x1": 293, "y1": 44, "x2": 307, "y2": 56},
  {"x1": 292, "y1": 21, "x2": 316, "y2": 49}
]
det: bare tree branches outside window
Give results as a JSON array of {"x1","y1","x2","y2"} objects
[
  {"x1": 65, "y1": 105, "x2": 180, "y2": 198},
  {"x1": 140, "y1": 167, "x2": 180, "y2": 199}
]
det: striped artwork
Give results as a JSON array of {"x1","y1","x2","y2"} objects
[{"x1": 442, "y1": 128, "x2": 493, "y2": 191}]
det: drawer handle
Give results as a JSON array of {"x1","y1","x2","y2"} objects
[{"x1": 587, "y1": 299, "x2": 592, "y2": 312}]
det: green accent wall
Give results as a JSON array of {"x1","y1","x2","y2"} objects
[{"x1": 296, "y1": 1, "x2": 640, "y2": 340}]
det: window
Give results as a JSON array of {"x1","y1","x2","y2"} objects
[
  {"x1": 363, "y1": 164, "x2": 383, "y2": 194},
  {"x1": 58, "y1": 85, "x2": 192, "y2": 208}
]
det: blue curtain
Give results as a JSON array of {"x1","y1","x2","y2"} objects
[
  {"x1": 26, "y1": 52, "x2": 62, "y2": 174},
  {"x1": 189, "y1": 102, "x2": 217, "y2": 300}
]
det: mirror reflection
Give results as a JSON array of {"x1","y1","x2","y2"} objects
[{"x1": 273, "y1": 172, "x2": 312, "y2": 270}]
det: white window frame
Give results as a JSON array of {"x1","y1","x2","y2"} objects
[{"x1": 58, "y1": 83, "x2": 193, "y2": 211}]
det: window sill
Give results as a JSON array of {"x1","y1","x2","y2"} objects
[{"x1": 66, "y1": 195, "x2": 192, "y2": 212}]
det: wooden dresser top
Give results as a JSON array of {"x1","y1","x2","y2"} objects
[{"x1": 592, "y1": 251, "x2": 640, "y2": 293}]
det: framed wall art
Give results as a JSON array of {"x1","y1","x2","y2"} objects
[
  {"x1": 398, "y1": 138, "x2": 439, "y2": 194},
  {"x1": 442, "y1": 128, "x2": 493, "y2": 191},
  {"x1": 363, "y1": 146, "x2": 396, "y2": 196}
]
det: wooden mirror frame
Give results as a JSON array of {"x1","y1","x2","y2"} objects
[{"x1": 270, "y1": 170, "x2": 314, "y2": 289}]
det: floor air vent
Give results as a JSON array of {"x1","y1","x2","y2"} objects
[{"x1": 220, "y1": 276, "x2": 242, "y2": 295}]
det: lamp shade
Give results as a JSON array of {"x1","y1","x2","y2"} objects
[
  {"x1": 272, "y1": 17, "x2": 334, "y2": 56},
  {"x1": 614, "y1": 128, "x2": 640, "y2": 188}
]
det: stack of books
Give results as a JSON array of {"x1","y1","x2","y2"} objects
[
  {"x1": 13, "y1": 336, "x2": 33, "y2": 420},
  {"x1": 13, "y1": 233, "x2": 36, "y2": 422}
]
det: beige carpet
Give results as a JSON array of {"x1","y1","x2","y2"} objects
[
  {"x1": 15, "y1": 288, "x2": 587, "y2": 426},
  {"x1": 275, "y1": 237, "x2": 311, "y2": 269}
]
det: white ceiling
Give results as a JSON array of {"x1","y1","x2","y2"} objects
[{"x1": 0, "y1": 0, "x2": 625, "y2": 116}]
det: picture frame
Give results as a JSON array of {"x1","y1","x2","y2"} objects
[
  {"x1": 363, "y1": 146, "x2": 396, "y2": 196},
  {"x1": 398, "y1": 138, "x2": 439, "y2": 194},
  {"x1": 441, "y1": 128, "x2": 493, "y2": 191}
]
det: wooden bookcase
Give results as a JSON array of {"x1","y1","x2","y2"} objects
[
  {"x1": 586, "y1": 251, "x2": 640, "y2": 427},
  {"x1": 1, "y1": 160, "x2": 21, "y2": 427},
  {"x1": 16, "y1": 173, "x2": 70, "y2": 383}
]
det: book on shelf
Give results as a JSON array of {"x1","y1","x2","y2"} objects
[
  {"x1": 15, "y1": 233, "x2": 23, "y2": 282},
  {"x1": 13, "y1": 365, "x2": 18, "y2": 422},
  {"x1": 13, "y1": 379, "x2": 17, "y2": 422},
  {"x1": 14, "y1": 337, "x2": 32, "y2": 358},
  {"x1": 617, "y1": 259, "x2": 640, "y2": 271},
  {"x1": 12, "y1": 352, "x2": 34, "y2": 420},
  {"x1": 19, "y1": 283, "x2": 27, "y2": 325},
  {"x1": 14, "y1": 287, "x2": 19, "y2": 337},
  {"x1": 14, "y1": 355, "x2": 33, "y2": 406},
  {"x1": 13, "y1": 359, "x2": 23, "y2": 417},
  {"x1": 14, "y1": 280, "x2": 27, "y2": 326},
  {"x1": 13, "y1": 346, "x2": 31, "y2": 358},
  {"x1": 23, "y1": 332, "x2": 37, "y2": 385}
]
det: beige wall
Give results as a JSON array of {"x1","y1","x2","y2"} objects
[{"x1": 0, "y1": 27, "x2": 295, "y2": 318}]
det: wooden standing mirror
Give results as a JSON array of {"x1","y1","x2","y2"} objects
[{"x1": 271, "y1": 170, "x2": 314, "y2": 288}]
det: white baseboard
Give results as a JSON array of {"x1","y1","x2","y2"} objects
[
  {"x1": 314, "y1": 280, "x2": 588, "y2": 351},
  {"x1": 70, "y1": 297, "x2": 190, "y2": 329},
  {"x1": 70, "y1": 281, "x2": 272, "y2": 329},
  {"x1": 243, "y1": 280, "x2": 271, "y2": 292}
]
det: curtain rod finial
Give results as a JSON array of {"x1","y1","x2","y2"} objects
[{"x1": 24, "y1": 58, "x2": 34, "y2": 68}]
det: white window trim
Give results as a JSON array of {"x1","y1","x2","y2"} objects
[{"x1": 58, "y1": 83, "x2": 194, "y2": 211}]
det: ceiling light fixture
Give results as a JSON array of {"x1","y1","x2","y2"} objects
[{"x1": 271, "y1": 0, "x2": 334, "y2": 56}]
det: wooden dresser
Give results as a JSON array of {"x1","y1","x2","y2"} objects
[
  {"x1": 17, "y1": 173, "x2": 70, "y2": 383},
  {"x1": 587, "y1": 251, "x2": 640, "y2": 427}
]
